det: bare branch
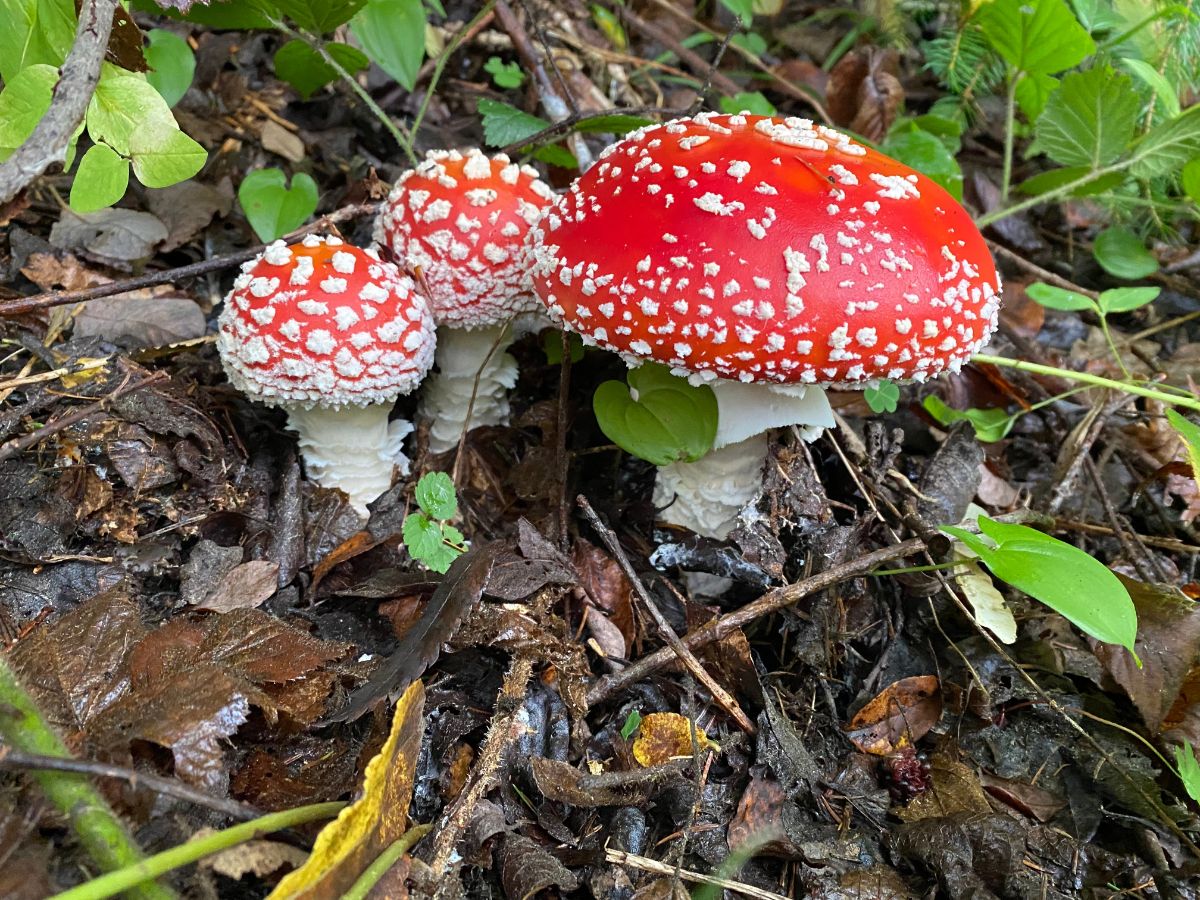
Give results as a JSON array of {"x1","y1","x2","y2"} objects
[{"x1": 0, "y1": 0, "x2": 120, "y2": 205}]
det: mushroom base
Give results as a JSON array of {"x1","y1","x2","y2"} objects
[
  {"x1": 420, "y1": 324, "x2": 519, "y2": 454},
  {"x1": 653, "y1": 433, "x2": 772, "y2": 540},
  {"x1": 286, "y1": 403, "x2": 412, "y2": 517}
]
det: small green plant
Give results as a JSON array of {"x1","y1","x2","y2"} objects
[
  {"x1": 923, "y1": 395, "x2": 1016, "y2": 442},
  {"x1": 592, "y1": 363, "x2": 718, "y2": 467},
  {"x1": 402, "y1": 472, "x2": 466, "y2": 574},
  {"x1": 718, "y1": 91, "x2": 776, "y2": 116},
  {"x1": 483, "y1": 56, "x2": 524, "y2": 89},
  {"x1": 619, "y1": 709, "x2": 642, "y2": 740},
  {"x1": 144, "y1": 29, "x2": 196, "y2": 108},
  {"x1": 864, "y1": 380, "x2": 900, "y2": 414},
  {"x1": 1175, "y1": 741, "x2": 1200, "y2": 804},
  {"x1": 941, "y1": 515, "x2": 1139, "y2": 659},
  {"x1": 1026, "y1": 282, "x2": 1160, "y2": 378},
  {"x1": 274, "y1": 39, "x2": 369, "y2": 100},
  {"x1": 1168, "y1": 410, "x2": 1200, "y2": 490},
  {"x1": 237, "y1": 168, "x2": 319, "y2": 242}
]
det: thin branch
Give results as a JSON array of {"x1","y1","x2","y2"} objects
[
  {"x1": 0, "y1": 0, "x2": 119, "y2": 204},
  {"x1": 500, "y1": 105, "x2": 691, "y2": 156}
]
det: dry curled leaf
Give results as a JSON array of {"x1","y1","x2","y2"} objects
[{"x1": 845, "y1": 676, "x2": 942, "y2": 756}]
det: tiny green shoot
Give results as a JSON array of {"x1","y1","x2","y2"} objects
[{"x1": 402, "y1": 472, "x2": 466, "y2": 574}]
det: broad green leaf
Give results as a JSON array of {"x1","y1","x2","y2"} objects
[
  {"x1": 1017, "y1": 166, "x2": 1127, "y2": 196},
  {"x1": 70, "y1": 143, "x2": 129, "y2": 212},
  {"x1": 1130, "y1": 105, "x2": 1200, "y2": 180},
  {"x1": 978, "y1": 0, "x2": 1094, "y2": 75},
  {"x1": 1166, "y1": 410, "x2": 1200, "y2": 493},
  {"x1": 274, "y1": 0, "x2": 368, "y2": 33},
  {"x1": 130, "y1": 128, "x2": 207, "y2": 188},
  {"x1": 414, "y1": 471, "x2": 457, "y2": 520},
  {"x1": 573, "y1": 114, "x2": 655, "y2": 135},
  {"x1": 1025, "y1": 282, "x2": 1096, "y2": 312},
  {"x1": 274, "y1": 40, "x2": 369, "y2": 100},
  {"x1": 1183, "y1": 158, "x2": 1200, "y2": 202},
  {"x1": 593, "y1": 363, "x2": 717, "y2": 466},
  {"x1": 0, "y1": 64, "x2": 58, "y2": 162},
  {"x1": 719, "y1": 92, "x2": 777, "y2": 116},
  {"x1": 1034, "y1": 67, "x2": 1139, "y2": 169},
  {"x1": 478, "y1": 98, "x2": 551, "y2": 148},
  {"x1": 923, "y1": 395, "x2": 1014, "y2": 442},
  {"x1": 483, "y1": 56, "x2": 524, "y2": 89},
  {"x1": 1093, "y1": 227, "x2": 1159, "y2": 279},
  {"x1": 1014, "y1": 71, "x2": 1058, "y2": 121},
  {"x1": 941, "y1": 515, "x2": 1138, "y2": 654},
  {"x1": 532, "y1": 144, "x2": 578, "y2": 169},
  {"x1": 730, "y1": 32, "x2": 767, "y2": 56},
  {"x1": 864, "y1": 381, "x2": 899, "y2": 414},
  {"x1": 237, "y1": 169, "x2": 318, "y2": 242},
  {"x1": 145, "y1": 29, "x2": 196, "y2": 108},
  {"x1": 1097, "y1": 286, "x2": 1160, "y2": 314},
  {"x1": 1175, "y1": 742, "x2": 1200, "y2": 805},
  {"x1": 1071, "y1": 0, "x2": 1124, "y2": 32},
  {"x1": 883, "y1": 127, "x2": 963, "y2": 200},
  {"x1": 401, "y1": 513, "x2": 459, "y2": 573},
  {"x1": 0, "y1": 0, "x2": 74, "y2": 82},
  {"x1": 1121, "y1": 57, "x2": 1181, "y2": 119},
  {"x1": 351, "y1": 0, "x2": 426, "y2": 90},
  {"x1": 719, "y1": 0, "x2": 755, "y2": 24},
  {"x1": 88, "y1": 65, "x2": 179, "y2": 156}
]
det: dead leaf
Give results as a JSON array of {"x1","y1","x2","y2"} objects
[
  {"x1": 198, "y1": 561, "x2": 281, "y2": 612},
  {"x1": 20, "y1": 251, "x2": 108, "y2": 292},
  {"x1": 826, "y1": 48, "x2": 902, "y2": 142},
  {"x1": 727, "y1": 775, "x2": 807, "y2": 859},
  {"x1": 144, "y1": 178, "x2": 234, "y2": 251},
  {"x1": 267, "y1": 680, "x2": 425, "y2": 900},
  {"x1": 953, "y1": 551, "x2": 1017, "y2": 645},
  {"x1": 845, "y1": 676, "x2": 942, "y2": 756},
  {"x1": 631, "y1": 712, "x2": 718, "y2": 767},
  {"x1": 261, "y1": 119, "x2": 306, "y2": 163},
  {"x1": 896, "y1": 754, "x2": 991, "y2": 821},
  {"x1": 199, "y1": 835, "x2": 309, "y2": 881},
  {"x1": 73, "y1": 289, "x2": 206, "y2": 348},
  {"x1": 980, "y1": 772, "x2": 1067, "y2": 822},
  {"x1": 497, "y1": 833, "x2": 578, "y2": 899},
  {"x1": 50, "y1": 208, "x2": 168, "y2": 263}
]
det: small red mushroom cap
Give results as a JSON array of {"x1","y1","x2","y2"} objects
[
  {"x1": 373, "y1": 148, "x2": 556, "y2": 329},
  {"x1": 217, "y1": 234, "x2": 435, "y2": 406},
  {"x1": 526, "y1": 113, "x2": 1001, "y2": 386}
]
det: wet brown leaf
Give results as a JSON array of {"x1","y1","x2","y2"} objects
[
  {"x1": 497, "y1": 833, "x2": 578, "y2": 900},
  {"x1": 896, "y1": 755, "x2": 990, "y2": 821},
  {"x1": 980, "y1": 772, "x2": 1067, "y2": 822},
  {"x1": 845, "y1": 676, "x2": 942, "y2": 756},
  {"x1": 727, "y1": 775, "x2": 806, "y2": 859},
  {"x1": 310, "y1": 530, "x2": 381, "y2": 593},
  {"x1": 631, "y1": 712, "x2": 717, "y2": 767},
  {"x1": 826, "y1": 48, "x2": 902, "y2": 142},
  {"x1": 194, "y1": 560, "x2": 280, "y2": 612},
  {"x1": 572, "y1": 538, "x2": 635, "y2": 644}
]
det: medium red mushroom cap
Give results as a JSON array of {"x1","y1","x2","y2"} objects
[
  {"x1": 218, "y1": 234, "x2": 435, "y2": 406},
  {"x1": 374, "y1": 148, "x2": 556, "y2": 329},
  {"x1": 526, "y1": 113, "x2": 1001, "y2": 386}
]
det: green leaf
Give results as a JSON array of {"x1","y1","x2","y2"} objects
[
  {"x1": 69, "y1": 143, "x2": 129, "y2": 212},
  {"x1": 1130, "y1": 105, "x2": 1200, "y2": 180},
  {"x1": 414, "y1": 471, "x2": 458, "y2": 520},
  {"x1": 1166, "y1": 410, "x2": 1200, "y2": 494},
  {"x1": 719, "y1": 92, "x2": 777, "y2": 116},
  {"x1": 864, "y1": 381, "x2": 899, "y2": 414},
  {"x1": 1097, "y1": 286, "x2": 1160, "y2": 314},
  {"x1": 573, "y1": 114, "x2": 656, "y2": 135},
  {"x1": 274, "y1": 0, "x2": 368, "y2": 33},
  {"x1": 1120, "y1": 57, "x2": 1181, "y2": 119},
  {"x1": 237, "y1": 168, "x2": 319, "y2": 242},
  {"x1": 531, "y1": 144, "x2": 577, "y2": 169},
  {"x1": 1014, "y1": 71, "x2": 1058, "y2": 121},
  {"x1": 1174, "y1": 742, "x2": 1200, "y2": 805},
  {"x1": 543, "y1": 330, "x2": 585, "y2": 364},
  {"x1": 402, "y1": 513, "x2": 460, "y2": 573},
  {"x1": 1025, "y1": 282, "x2": 1096, "y2": 312},
  {"x1": 1016, "y1": 166, "x2": 1127, "y2": 196},
  {"x1": 978, "y1": 0, "x2": 1094, "y2": 75},
  {"x1": 0, "y1": 63, "x2": 58, "y2": 162},
  {"x1": 478, "y1": 98, "x2": 551, "y2": 148},
  {"x1": 593, "y1": 363, "x2": 718, "y2": 466},
  {"x1": 883, "y1": 127, "x2": 963, "y2": 200},
  {"x1": 719, "y1": 0, "x2": 755, "y2": 24},
  {"x1": 1093, "y1": 226, "x2": 1159, "y2": 279},
  {"x1": 136, "y1": 0, "x2": 275, "y2": 29},
  {"x1": 730, "y1": 31, "x2": 767, "y2": 56},
  {"x1": 130, "y1": 128, "x2": 207, "y2": 188},
  {"x1": 590, "y1": 4, "x2": 627, "y2": 50},
  {"x1": 941, "y1": 515, "x2": 1138, "y2": 654},
  {"x1": 922, "y1": 395, "x2": 1014, "y2": 442},
  {"x1": 1182, "y1": 158, "x2": 1200, "y2": 202},
  {"x1": 1034, "y1": 67, "x2": 1139, "y2": 169},
  {"x1": 350, "y1": 0, "x2": 426, "y2": 90},
  {"x1": 483, "y1": 56, "x2": 524, "y2": 89},
  {"x1": 145, "y1": 29, "x2": 196, "y2": 108},
  {"x1": 87, "y1": 65, "x2": 179, "y2": 156},
  {"x1": 619, "y1": 709, "x2": 642, "y2": 740},
  {"x1": 0, "y1": 0, "x2": 75, "y2": 82},
  {"x1": 274, "y1": 39, "x2": 369, "y2": 100}
]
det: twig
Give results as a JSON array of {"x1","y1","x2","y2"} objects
[
  {"x1": 605, "y1": 850, "x2": 790, "y2": 900},
  {"x1": 0, "y1": 202, "x2": 379, "y2": 318},
  {"x1": 0, "y1": 748, "x2": 259, "y2": 821},
  {"x1": 500, "y1": 104, "x2": 691, "y2": 155},
  {"x1": 0, "y1": 0, "x2": 119, "y2": 204},
  {"x1": 608, "y1": 2, "x2": 743, "y2": 98},
  {"x1": 1051, "y1": 518, "x2": 1200, "y2": 554},
  {"x1": 555, "y1": 330, "x2": 572, "y2": 551},
  {"x1": 0, "y1": 654, "x2": 175, "y2": 900},
  {"x1": 411, "y1": 2, "x2": 498, "y2": 146},
  {"x1": 588, "y1": 537, "x2": 927, "y2": 704},
  {"x1": 577, "y1": 496, "x2": 756, "y2": 734},
  {"x1": 985, "y1": 239, "x2": 1098, "y2": 299}
]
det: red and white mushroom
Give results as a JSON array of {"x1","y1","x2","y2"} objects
[
  {"x1": 374, "y1": 148, "x2": 556, "y2": 453},
  {"x1": 218, "y1": 234, "x2": 435, "y2": 516},
  {"x1": 526, "y1": 112, "x2": 1000, "y2": 538}
]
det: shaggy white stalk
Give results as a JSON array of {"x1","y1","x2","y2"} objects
[
  {"x1": 286, "y1": 403, "x2": 412, "y2": 517},
  {"x1": 420, "y1": 324, "x2": 518, "y2": 453},
  {"x1": 654, "y1": 383, "x2": 835, "y2": 539}
]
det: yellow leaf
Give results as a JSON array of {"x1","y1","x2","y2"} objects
[
  {"x1": 631, "y1": 712, "x2": 717, "y2": 767},
  {"x1": 268, "y1": 680, "x2": 425, "y2": 900}
]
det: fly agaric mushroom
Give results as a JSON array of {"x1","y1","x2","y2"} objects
[
  {"x1": 374, "y1": 148, "x2": 556, "y2": 453},
  {"x1": 218, "y1": 234, "x2": 435, "y2": 516},
  {"x1": 527, "y1": 112, "x2": 1000, "y2": 538}
]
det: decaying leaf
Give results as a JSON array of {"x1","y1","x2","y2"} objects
[
  {"x1": 497, "y1": 833, "x2": 578, "y2": 899},
  {"x1": 631, "y1": 712, "x2": 718, "y2": 767},
  {"x1": 895, "y1": 754, "x2": 991, "y2": 822},
  {"x1": 845, "y1": 677, "x2": 942, "y2": 756},
  {"x1": 268, "y1": 680, "x2": 426, "y2": 900},
  {"x1": 73, "y1": 288, "x2": 207, "y2": 348},
  {"x1": 825, "y1": 48, "x2": 903, "y2": 142},
  {"x1": 50, "y1": 208, "x2": 169, "y2": 263},
  {"x1": 953, "y1": 551, "x2": 1017, "y2": 644}
]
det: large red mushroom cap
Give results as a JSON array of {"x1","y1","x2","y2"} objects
[
  {"x1": 526, "y1": 112, "x2": 1000, "y2": 386},
  {"x1": 374, "y1": 148, "x2": 556, "y2": 329},
  {"x1": 218, "y1": 234, "x2": 435, "y2": 407}
]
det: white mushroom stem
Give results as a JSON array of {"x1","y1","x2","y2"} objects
[
  {"x1": 653, "y1": 382, "x2": 836, "y2": 539},
  {"x1": 285, "y1": 403, "x2": 413, "y2": 518},
  {"x1": 419, "y1": 323, "x2": 519, "y2": 454}
]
